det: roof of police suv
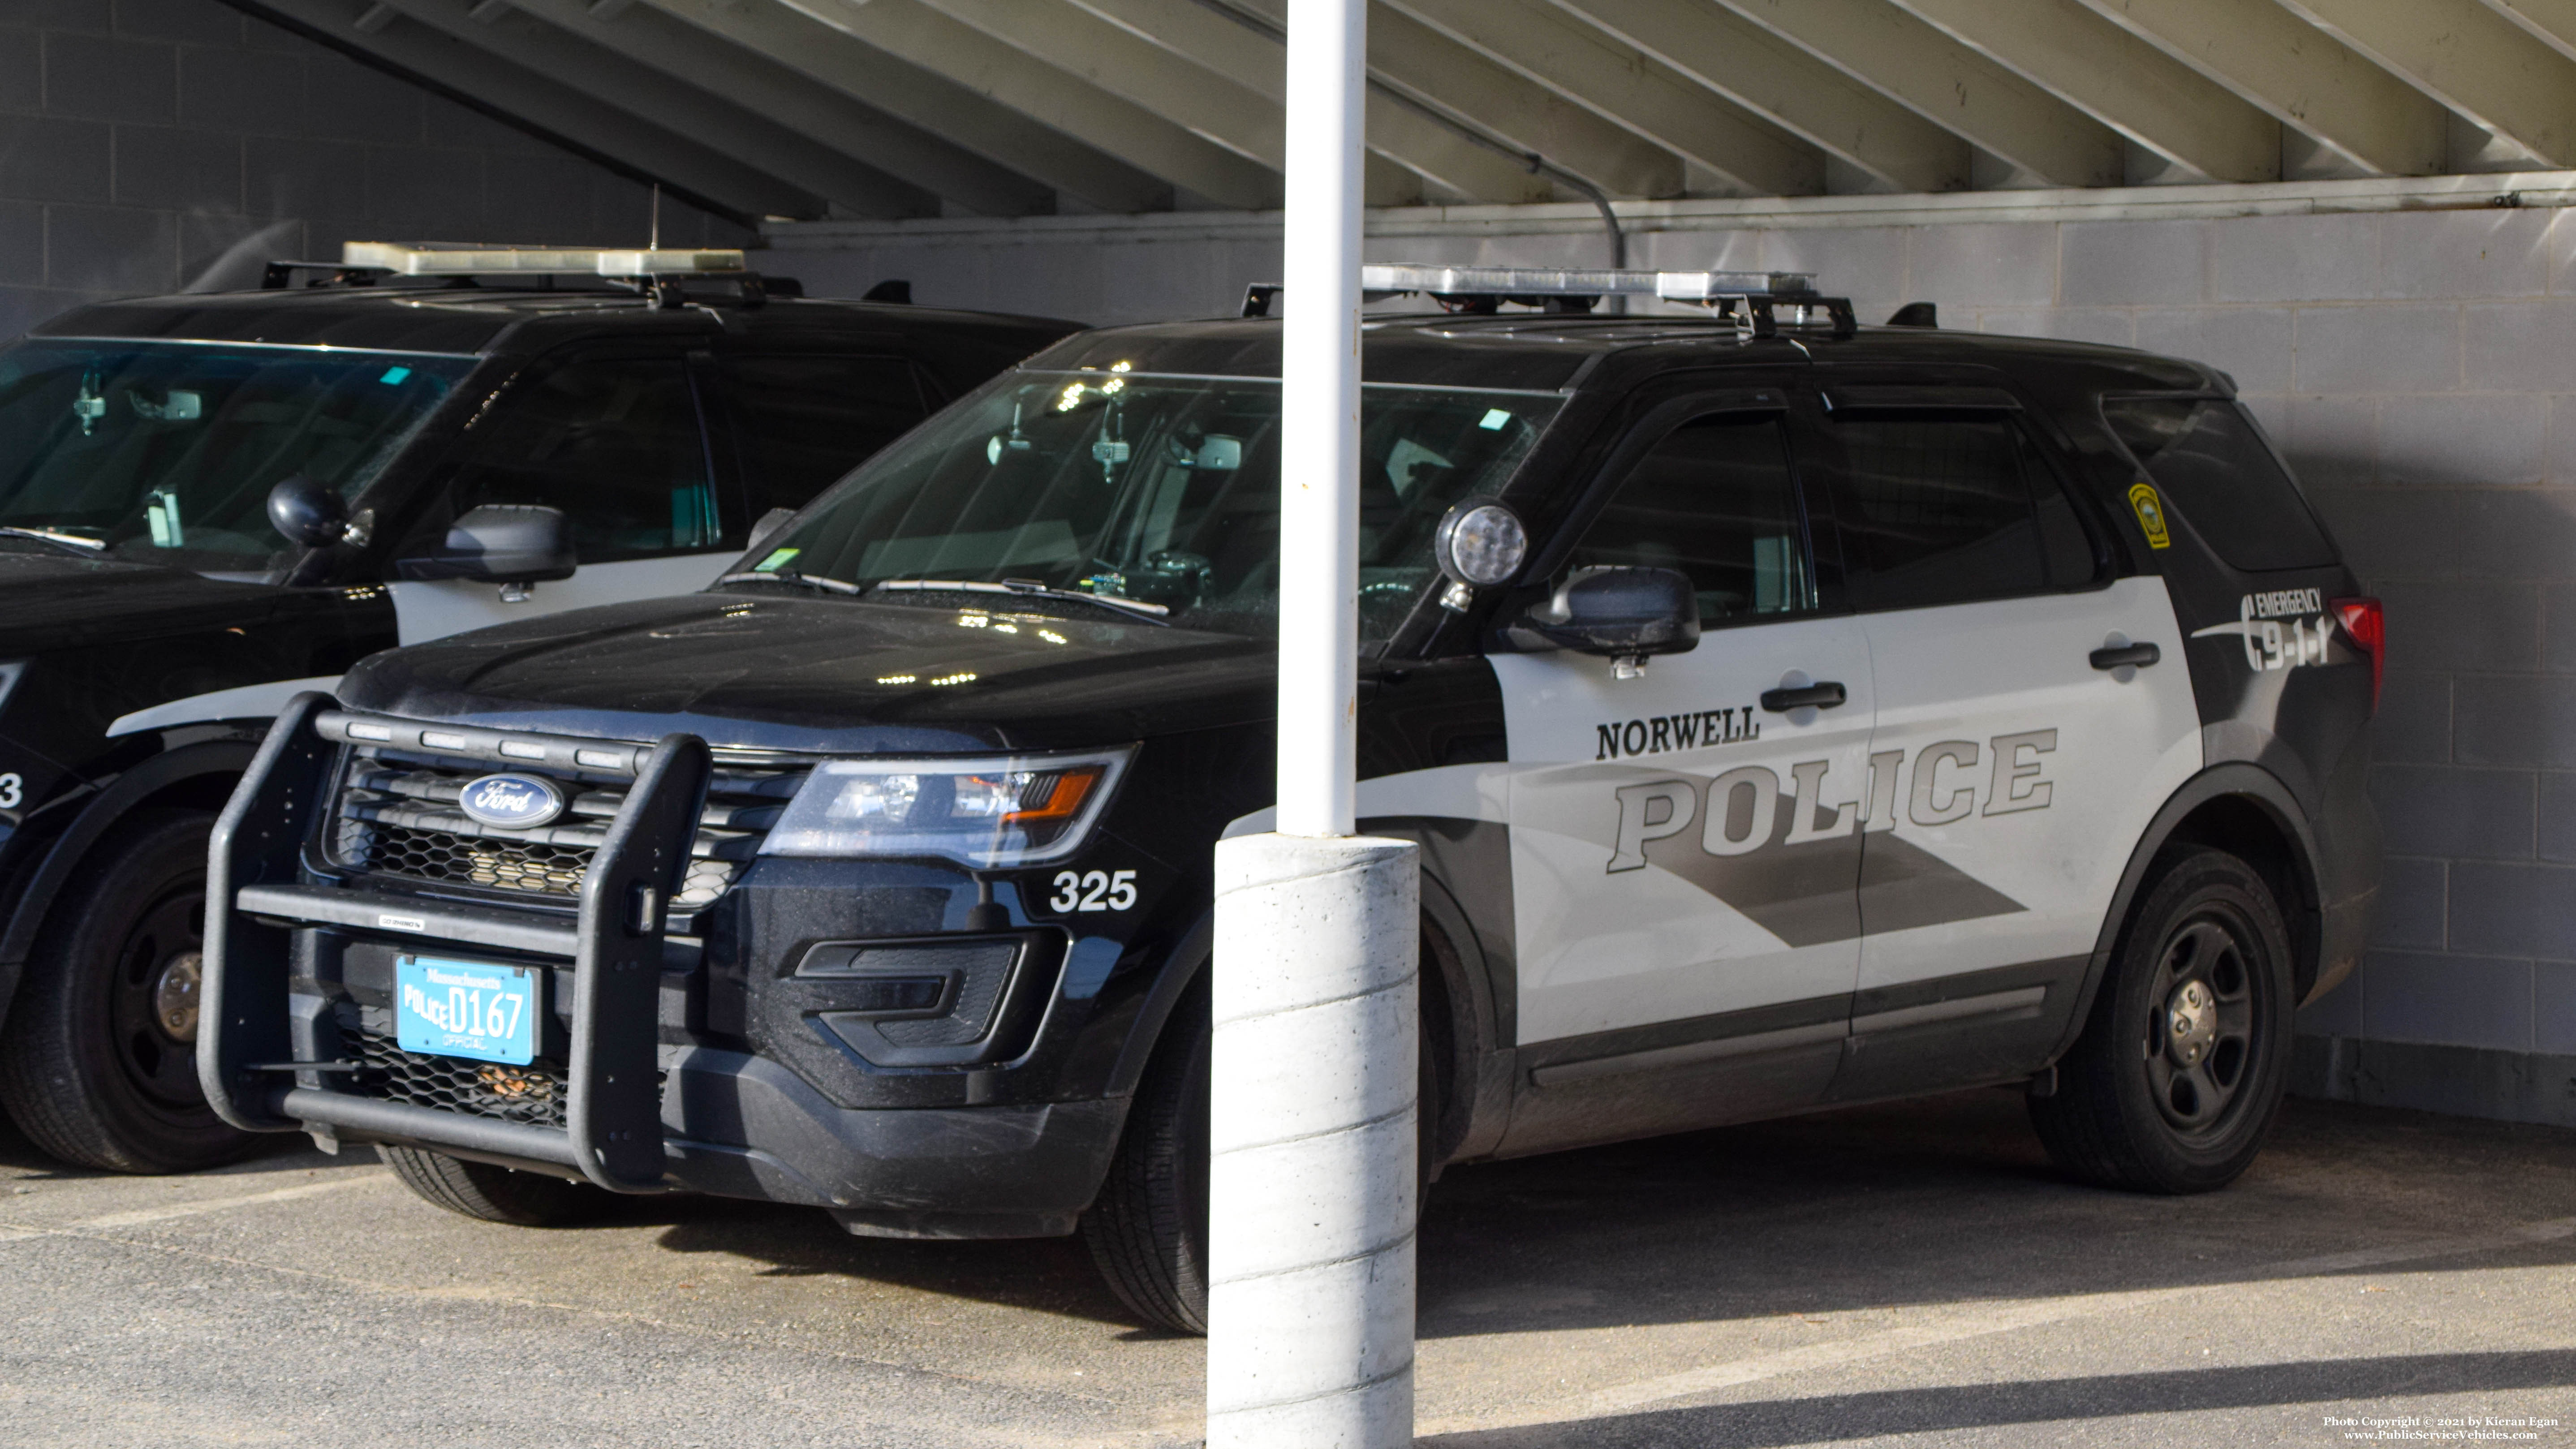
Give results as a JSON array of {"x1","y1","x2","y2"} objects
[
  {"x1": 30, "y1": 284, "x2": 1082, "y2": 357},
  {"x1": 1034, "y1": 312, "x2": 2217, "y2": 397}
]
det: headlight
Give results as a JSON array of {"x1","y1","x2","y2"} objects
[{"x1": 759, "y1": 747, "x2": 1133, "y2": 867}]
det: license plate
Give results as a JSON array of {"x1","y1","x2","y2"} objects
[{"x1": 395, "y1": 956, "x2": 538, "y2": 1066}]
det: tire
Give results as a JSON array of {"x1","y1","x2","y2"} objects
[
  {"x1": 1080, "y1": 977, "x2": 1446, "y2": 1335},
  {"x1": 2030, "y1": 847, "x2": 2296, "y2": 1194},
  {"x1": 1082, "y1": 986, "x2": 1213, "y2": 1334},
  {"x1": 379, "y1": 1144, "x2": 606, "y2": 1226},
  {"x1": 0, "y1": 809, "x2": 254, "y2": 1174}
]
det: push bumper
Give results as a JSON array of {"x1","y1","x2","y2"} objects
[{"x1": 201, "y1": 696, "x2": 1124, "y2": 1235}]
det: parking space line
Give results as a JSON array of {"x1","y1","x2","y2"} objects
[
  {"x1": 66, "y1": 1171, "x2": 390, "y2": 1229},
  {"x1": 1422, "y1": 1214, "x2": 2576, "y2": 1435}
]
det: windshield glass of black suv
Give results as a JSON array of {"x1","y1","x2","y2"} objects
[
  {"x1": 0, "y1": 339, "x2": 473, "y2": 576},
  {"x1": 739, "y1": 370, "x2": 1563, "y2": 639}
]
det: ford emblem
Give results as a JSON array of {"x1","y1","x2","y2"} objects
[{"x1": 457, "y1": 772, "x2": 567, "y2": 829}]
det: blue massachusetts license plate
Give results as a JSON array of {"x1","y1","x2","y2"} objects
[{"x1": 395, "y1": 956, "x2": 538, "y2": 1066}]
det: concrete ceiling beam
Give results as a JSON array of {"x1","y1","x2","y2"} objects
[
  {"x1": 500, "y1": 0, "x2": 1053, "y2": 216},
  {"x1": 1062, "y1": 0, "x2": 1548, "y2": 203},
  {"x1": 241, "y1": 0, "x2": 822, "y2": 219},
  {"x1": 1230, "y1": 0, "x2": 1689, "y2": 200},
  {"x1": 2277, "y1": 0, "x2": 2576, "y2": 166},
  {"x1": 1884, "y1": 0, "x2": 2281, "y2": 182},
  {"x1": 767, "y1": 0, "x2": 1283, "y2": 210},
  {"x1": 362, "y1": 0, "x2": 938, "y2": 216},
  {"x1": 632, "y1": 0, "x2": 1170, "y2": 213},
  {"x1": 1711, "y1": 0, "x2": 2127, "y2": 188},
  {"x1": 2068, "y1": 0, "x2": 2448, "y2": 175},
  {"x1": 1549, "y1": 0, "x2": 1969, "y2": 194},
  {"x1": 1383, "y1": 0, "x2": 1828, "y2": 197}
]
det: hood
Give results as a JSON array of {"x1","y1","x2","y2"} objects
[
  {"x1": 339, "y1": 592, "x2": 1281, "y2": 753},
  {"x1": 0, "y1": 546, "x2": 285, "y2": 653}
]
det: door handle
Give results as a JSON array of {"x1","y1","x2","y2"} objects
[
  {"x1": 1759, "y1": 681, "x2": 1848, "y2": 712},
  {"x1": 2089, "y1": 643, "x2": 2160, "y2": 671}
]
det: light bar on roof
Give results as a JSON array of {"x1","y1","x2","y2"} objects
[
  {"x1": 340, "y1": 241, "x2": 748, "y2": 277},
  {"x1": 1358, "y1": 264, "x2": 1816, "y2": 299}
]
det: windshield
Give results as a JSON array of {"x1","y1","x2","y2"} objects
[
  {"x1": 737, "y1": 370, "x2": 1563, "y2": 641},
  {"x1": 0, "y1": 339, "x2": 475, "y2": 576}
]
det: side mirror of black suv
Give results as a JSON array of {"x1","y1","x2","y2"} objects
[
  {"x1": 1508, "y1": 564, "x2": 1701, "y2": 662},
  {"x1": 395, "y1": 504, "x2": 577, "y2": 585}
]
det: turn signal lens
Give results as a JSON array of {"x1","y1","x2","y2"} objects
[{"x1": 2331, "y1": 597, "x2": 2383, "y2": 714}]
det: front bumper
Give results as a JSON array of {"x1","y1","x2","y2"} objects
[
  {"x1": 663, "y1": 1046, "x2": 1121, "y2": 1237},
  {"x1": 202, "y1": 696, "x2": 1128, "y2": 1236}
]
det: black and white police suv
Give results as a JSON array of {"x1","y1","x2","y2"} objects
[
  {"x1": 202, "y1": 265, "x2": 2378, "y2": 1333},
  {"x1": 0, "y1": 243, "x2": 1075, "y2": 1174}
]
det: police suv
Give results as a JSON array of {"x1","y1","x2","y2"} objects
[
  {"x1": 201, "y1": 266, "x2": 2378, "y2": 1333},
  {"x1": 0, "y1": 244, "x2": 1075, "y2": 1173}
]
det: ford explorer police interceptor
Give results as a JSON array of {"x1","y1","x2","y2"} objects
[
  {"x1": 200, "y1": 266, "x2": 2379, "y2": 1334},
  {"x1": 0, "y1": 244, "x2": 1075, "y2": 1174}
]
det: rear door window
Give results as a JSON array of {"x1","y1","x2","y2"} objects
[
  {"x1": 1826, "y1": 410, "x2": 2100, "y2": 611},
  {"x1": 724, "y1": 355, "x2": 935, "y2": 518},
  {"x1": 2102, "y1": 397, "x2": 2338, "y2": 572}
]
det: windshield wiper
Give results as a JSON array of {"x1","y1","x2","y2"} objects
[
  {"x1": 712, "y1": 568, "x2": 862, "y2": 595},
  {"x1": 0, "y1": 525, "x2": 108, "y2": 555},
  {"x1": 872, "y1": 577, "x2": 1171, "y2": 625}
]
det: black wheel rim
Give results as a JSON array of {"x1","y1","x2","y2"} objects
[
  {"x1": 2141, "y1": 906, "x2": 2265, "y2": 1137},
  {"x1": 104, "y1": 881, "x2": 208, "y2": 1112}
]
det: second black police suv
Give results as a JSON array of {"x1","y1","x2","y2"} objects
[
  {"x1": 0, "y1": 243, "x2": 1075, "y2": 1176},
  {"x1": 202, "y1": 267, "x2": 2380, "y2": 1333}
]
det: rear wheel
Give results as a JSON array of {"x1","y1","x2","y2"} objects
[
  {"x1": 0, "y1": 810, "x2": 253, "y2": 1173},
  {"x1": 379, "y1": 1145, "x2": 606, "y2": 1226},
  {"x1": 2030, "y1": 847, "x2": 2294, "y2": 1193}
]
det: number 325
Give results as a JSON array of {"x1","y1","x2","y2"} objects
[{"x1": 1051, "y1": 869, "x2": 1137, "y2": 913}]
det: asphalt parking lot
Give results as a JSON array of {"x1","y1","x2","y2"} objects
[{"x1": 0, "y1": 1091, "x2": 2567, "y2": 1448}]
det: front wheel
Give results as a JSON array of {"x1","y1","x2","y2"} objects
[
  {"x1": 1080, "y1": 976, "x2": 1445, "y2": 1335},
  {"x1": 0, "y1": 809, "x2": 254, "y2": 1174},
  {"x1": 1081, "y1": 988, "x2": 1212, "y2": 1334},
  {"x1": 379, "y1": 1145, "x2": 607, "y2": 1226},
  {"x1": 2029, "y1": 847, "x2": 2295, "y2": 1193}
]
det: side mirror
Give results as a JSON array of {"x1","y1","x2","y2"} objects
[
  {"x1": 396, "y1": 504, "x2": 577, "y2": 585},
  {"x1": 745, "y1": 507, "x2": 797, "y2": 555},
  {"x1": 267, "y1": 475, "x2": 349, "y2": 548},
  {"x1": 1509, "y1": 566, "x2": 1699, "y2": 675}
]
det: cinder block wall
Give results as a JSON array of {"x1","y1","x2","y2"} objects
[
  {"x1": 778, "y1": 201, "x2": 2576, "y2": 1123},
  {"x1": 0, "y1": 0, "x2": 740, "y2": 338}
]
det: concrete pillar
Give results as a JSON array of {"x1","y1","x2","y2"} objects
[{"x1": 1207, "y1": 832, "x2": 1419, "y2": 1448}]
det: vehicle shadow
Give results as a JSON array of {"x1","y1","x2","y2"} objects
[
  {"x1": 1413, "y1": 1090, "x2": 2576, "y2": 1341},
  {"x1": 1419, "y1": 1349, "x2": 2576, "y2": 1448},
  {"x1": 638, "y1": 1190, "x2": 1142, "y2": 1327},
  {"x1": 588, "y1": 1089, "x2": 2576, "y2": 1340}
]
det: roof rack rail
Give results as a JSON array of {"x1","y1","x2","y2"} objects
[{"x1": 1243, "y1": 265, "x2": 1857, "y2": 338}]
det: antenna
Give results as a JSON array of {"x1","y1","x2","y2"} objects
[{"x1": 648, "y1": 182, "x2": 661, "y2": 252}]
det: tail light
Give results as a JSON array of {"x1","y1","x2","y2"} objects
[{"x1": 2331, "y1": 597, "x2": 2383, "y2": 714}]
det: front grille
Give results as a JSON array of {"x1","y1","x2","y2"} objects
[
  {"x1": 349, "y1": 1027, "x2": 570, "y2": 1129},
  {"x1": 327, "y1": 743, "x2": 803, "y2": 918}
]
